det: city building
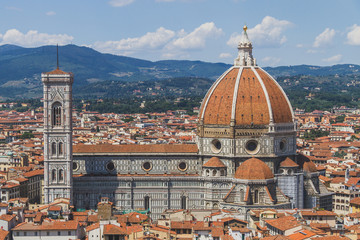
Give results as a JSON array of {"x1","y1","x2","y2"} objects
[{"x1": 43, "y1": 26, "x2": 332, "y2": 220}]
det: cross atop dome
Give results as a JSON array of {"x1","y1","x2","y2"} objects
[{"x1": 234, "y1": 25, "x2": 256, "y2": 67}]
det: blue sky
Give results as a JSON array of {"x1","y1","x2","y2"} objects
[{"x1": 1, "y1": 0, "x2": 360, "y2": 67}]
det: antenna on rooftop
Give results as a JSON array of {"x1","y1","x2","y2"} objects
[{"x1": 56, "y1": 44, "x2": 59, "y2": 70}]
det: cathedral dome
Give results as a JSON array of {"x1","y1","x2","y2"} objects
[
  {"x1": 198, "y1": 26, "x2": 293, "y2": 128},
  {"x1": 203, "y1": 157, "x2": 226, "y2": 168},
  {"x1": 199, "y1": 67, "x2": 293, "y2": 126},
  {"x1": 234, "y1": 157, "x2": 274, "y2": 180},
  {"x1": 197, "y1": 25, "x2": 296, "y2": 158}
]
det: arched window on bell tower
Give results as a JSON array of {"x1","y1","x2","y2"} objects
[
  {"x1": 52, "y1": 169, "x2": 57, "y2": 182},
  {"x1": 59, "y1": 169, "x2": 64, "y2": 182},
  {"x1": 51, "y1": 142, "x2": 56, "y2": 156},
  {"x1": 58, "y1": 142, "x2": 63, "y2": 156},
  {"x1": 52, "y1": 102, "x2": 62, "y2": 126}
]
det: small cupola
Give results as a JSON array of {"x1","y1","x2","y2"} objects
[{"x1": 202, "y1": 157, "x2": 227, "y2": 177}]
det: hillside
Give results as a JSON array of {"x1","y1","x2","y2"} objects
[{"x1": 0, "y1": 44, "x2": 360, "y2": 100}]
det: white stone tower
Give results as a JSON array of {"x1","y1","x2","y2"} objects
[{"x1": 42, "y1": 63, "x2": 73, "y2": 204}]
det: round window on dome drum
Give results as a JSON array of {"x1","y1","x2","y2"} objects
[
  {"x1": 178, "y1": 162, "x2": 187, "y2": 171},
  {"x1": 142, "y1": 162, "x2": 152, "y2": 171},
  {"x1": 245, "y1": 140, "x2": 259, "y2": 154},
  {"x1": 211, "y1": 139, "x2": 222, "y2": 153},
  {"x1": 106, "y1": 161, "x2": 115, "y2": 171}
]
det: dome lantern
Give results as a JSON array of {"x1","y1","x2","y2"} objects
[{"x1": 234, "y1": 25, "x2": 256, "y2": 67}]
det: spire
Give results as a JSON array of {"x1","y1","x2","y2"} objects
[
  {"x1": 234, "y1": 25, "x2": 256, "y2": 67},
  {"x1": 56, "y1": 44, "x2": 59, "y2": 70}
]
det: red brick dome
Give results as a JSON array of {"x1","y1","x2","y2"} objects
[
  {"x1": 199, "y1": 67, "x2": 293, "y2": 126},
  {"x1": 234, "y1": 158, "x2": 274, "y2": 180}
]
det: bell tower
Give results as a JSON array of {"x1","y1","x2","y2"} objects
[{"x1": 42, "y1": 61, "x2": 74, "y2": 204}]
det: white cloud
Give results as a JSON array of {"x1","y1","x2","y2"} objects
[
  {"x1": 322, "y1": 54, "x2": 342, "y2": 63},
  {"x1": 261, "y1": 56, "x2": 280, "y2": 66},
  {"x1": 155, "y1": 0, "x2": 201, "y2": 2},
  {"x1": 169, "y1": 22, "x2": 223, "y2": 50},
  {"x1": 313, "y1": 28, "x2": 335, "y2": 48},
  {"x1": 5, "y1": 6, "x2": 22, "y2": 11},
  {"x1": 227, "y1": 16, "x2": 292, "y2": 48},
  {"x1": 46, "y1": 11, "x2": 56, "y2": 16},
  {"x1": 347, "y1": 24, "x2": 360, "y2": 46},
  {"x1": 0, "y1": 29, "x2": 73, "y2": 47},
  {"x1": 93, "y1": 27, "x2": 175, "y2": 55},
  {"x1": 296, "y1": 44, "x2": 303, "y2": 48},
  {"x1": 93, "y1": 22, "x2": 221, "y2": 58},
  {"x1": 219, "y1": 53, "x2": 232, "y2": 59},
  {"x1": 306, "y1": 49, "x2": 318, "y2": 54},
  {"x1": 108, "y1": 0, "x2": 135, "y2": 7}
]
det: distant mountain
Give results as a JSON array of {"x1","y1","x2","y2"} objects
[
  {"x1": 0, "y1": 44, "x2": 359, "y2": 99},
  {"x1": 0, "y1": 44, "x2": 229, "y2": 85},
  {"x1": 265, "y1": 64, "x2": 360, "y2": 77}
]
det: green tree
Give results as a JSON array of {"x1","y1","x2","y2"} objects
[
  {"x1": 335, "y1": 115, "x2": 345, "y2": 123},
  {"x1": 20, "y1": 132, "x2": 34, "y2": 139},
  {"x1": 303, "y1": 129, "x2": 329, "y2": 140},
  {"x1": 333, "y1": 151, "x2": 346, "y2": 159}
]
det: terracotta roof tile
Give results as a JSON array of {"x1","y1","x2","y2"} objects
[
  {"x1": 211, "y1": 227, "x2": 224, "y2": 237},
  {"x1": 86, "y1": 222, "x2": 100, "y2": 232},
  {"x1": 0, "y1": 214, "x2": 16, "y2": 222},
  {"x1": 13, "y1": 220, "x2": 79, "y2": 231},
  {"x1": 201, "y1": 67, "x2": 292, "y2": 126},
  {"x1": 45, "y1": 68, "x2": 70, "y2": 75},
  {"x1": 235, "y1": 68, "x2": 270, "y2": 125},
  {"x1": 309, "y1": 223, "x2": 330, "y2": 229},
  {"x1": 234, "y1": 158, "x2": 274, "y2": 180},
  {"x1": 221, "y1": 234, "x2": 234, "y2": 240},
  {"x1": 48, "y1": 206, "x2": 61, "y2": 211},
  {"x1": 256, "y1": 69, "x2": 292, "y2": 123},
  {"x1": 203, "y1": 157, "x2": 226, "y2": 168},
  {"x1": 350, "y1": 197, "x2": 360, "y2": 206},
  {"x1": 88, "y1": 214, "x2": 99, "y2": 223},
  {"x1": 202, "y1": 68, "x2": 239, "y2": 125},
  {"x1": 116, "y1": 212, "x2": 148, "y2": 224},
  {"x1": 265, "y1": 216, "x2": 300, "y2": 232},
  {"x1": 312, "y1": 236, "x2": 349, "y2": 240},
  {"x1": 192, "y1": 221, "x2": 212, "y2": 231},
  {"x1": 0, "y1": 229, "x2": 9, "y2": 240},
  {"x1": 171, "y1": 221, "x2": 193, "y2": 229},
  {"x1": 288, "y1": 229, "x2": 317, "y2": 240},
  {"x1": 263, "y1": 236, "x2": 290, "y2": 240},
  {"x1": 103, "y1": 224, "x2": 128, "y2": 235},
  {"x1": 23, "y1": 169, "x2": 44, "y2": 178},
  {"x1": 280, "y1": 157, "x2": 299, "y2": 168},
  {"x1": 300, "y1": 210, "x2": 336, "y2": 217}
]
